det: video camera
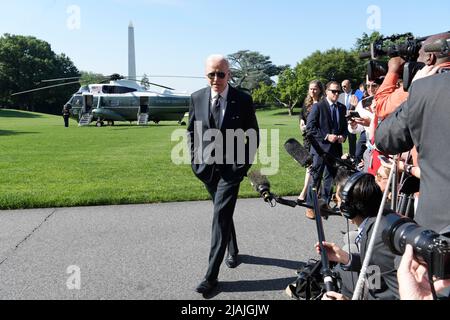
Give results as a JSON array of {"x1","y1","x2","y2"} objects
[
  {"x1": 382, "y1": 213, "x2": 450, "y2": 280},
  {"x1": 360, "y1": 33, "x2": 429, "y2": 91}
]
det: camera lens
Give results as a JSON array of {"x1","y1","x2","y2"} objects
[{"x1": 382, "y1": 214, "x2": 441, "y2": 263}]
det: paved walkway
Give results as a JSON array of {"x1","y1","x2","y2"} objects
[{"x1": 0, "y1": 199, "x2": 349, "y2": 300}]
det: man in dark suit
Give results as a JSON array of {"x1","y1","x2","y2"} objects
[
  {"x1": 320, "y1": 169, "x2": 399, "y2": 300},
  {"x1": 376, "y1": 58, "x2": 450, "y2": 234},
  {"x1": 339, "y1": 80, "x2": 357, "y2": 157},
  {"x1": 305, "y1": 81, "x2": 348, "y2": 219},
  {"x1": 187, "y1": 54, "x2": 259, "y2": 295}
]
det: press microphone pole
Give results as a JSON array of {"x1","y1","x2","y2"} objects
[
  {"x1": 284, "y1": 137, "x2": 337, "y2": 292},
  {"x1": 311, "y1": 169, "x2": 336, "y2": 293}
]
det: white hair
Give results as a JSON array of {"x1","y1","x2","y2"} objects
[{"x1": 205, "y1": 54, "x2": 230, "y2": 69}]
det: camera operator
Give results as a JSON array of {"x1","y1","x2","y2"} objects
[
  {"x1": 371, "y1": 33, "x2": 450, "y2": 177},
  {"x1": 398, "y1": 244, "x2": 450, "y2": 300},
  {"x1": 318, "y1": 168, "x2": 399, "y2": 300},
  {"x1": 375, "y1": 32, "x2": 450, "y2": 234}
]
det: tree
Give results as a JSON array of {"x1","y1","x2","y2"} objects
[
  {"x1": 354, "y1": 31, "x2": 383, "y2": 52},
  {"x1": 252, "y1": 82, "x2": 277, "y2": 107},
  {"x1": 140, "y1": 74, "x2": 151, "y2": 90},
  {"x1": 79, "y1": 71, "x2": 105, "y2": 86},
  {"x1": 296, "y1": 49, "x2": 366, "y2": 91},
  {"x1": 227, "y1": 50, "x2": 288, "y2": 93},
  {"x1": 0, "y1": 34, "x2": 79, "y2": 114},
  {"x1": 275, "y1": 68, "x2": 303, "y2": 116}
]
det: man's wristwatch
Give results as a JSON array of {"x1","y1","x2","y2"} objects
[{"x1": 406, "y1": 164, "x2": 414, "y2": 175}]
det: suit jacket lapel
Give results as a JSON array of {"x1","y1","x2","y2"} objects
[
  {"x1": 200, "y1": 88, "x2": 213, "y2": 129},
  {"x1": 323, "y1": 100, "x2": 333, "y2": 130},
  {"x1": 221, "y1": 85, "x2": 236, "y2": 129}
]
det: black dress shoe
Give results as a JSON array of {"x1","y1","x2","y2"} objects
[
  {"x1": 225, "y1": 254, "x2": 238, "y2": 268},
  {"x1": 195, "y1": 279, "x2": 218, "y2": 294}
]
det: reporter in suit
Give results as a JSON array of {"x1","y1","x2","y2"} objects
[
  {"x1": 187, "y1": 54, "x2": 259, "y2": 295},
  {"x1": 305, "y1": 81, "x2": 348, "y2": 218},
  {"x1": 339, "y1": 80, "x2": 357, "y2": 157}
]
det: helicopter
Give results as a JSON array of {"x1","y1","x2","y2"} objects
[
  {"x1": 61, "y1": 73, "x2": 192, "y2": 127},
  {"x1": 12, "y1": 73, "x2": 196, "y2": 127},
  {"x1": 11, "y1": 22, "x2": 203, "y2": 127}
]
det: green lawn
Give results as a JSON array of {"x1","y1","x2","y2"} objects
[{"x1": 0, "y1": 108, "x2": 309, "y2": 209}]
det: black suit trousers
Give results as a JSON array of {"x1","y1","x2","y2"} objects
[{"x1": 203, "y1": 171, "x2": 242, "y2": 281}]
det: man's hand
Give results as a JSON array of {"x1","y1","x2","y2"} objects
[
  {"x1": 322, "y1": 291, "x2": 349, "y2": 300},
  {"x1": 388, "y1": 57, "x2": 406, "y2": 75},
  {"x1": 398, "y1": 244, "x2": 450, "y2": 300},
  {"x1": 327, "y1": 134, "x2": 339, "y2": 143},
  {"x1": 350, "y1": 95, "x2": 359, "y2": 108},
  {"x1": 353, "y1": 117, "x2": 371, "y2": 127},
  {"x1": 315, "y1": 241, "x2": 350, "y2": 265}
]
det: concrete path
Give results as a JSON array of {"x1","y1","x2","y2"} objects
[{"x1": 0, "y1": 199, "x2": 350, "y2": 300}]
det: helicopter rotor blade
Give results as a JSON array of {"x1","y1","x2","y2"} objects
[
  {"x1": 148, "y1": 75, "x2": 204, "y2": 79},
  {"x1": 40, "y1": 76, "x2": 82, "y2": 83},
  {"x1": 11, "y1": 80, "x2": 81, "y2": 97},
  {"x1": 125, "y1": 77, "x2": 176, "y2": 91},
  {"x1": 148, "y1": 82, "x2": 175, "y2": 91}
]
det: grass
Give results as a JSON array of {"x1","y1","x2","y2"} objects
[{"x1": 0, "y1": 107, "x2": 309, "y2": 209}]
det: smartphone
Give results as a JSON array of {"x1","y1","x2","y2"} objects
[
  {"x1": 378, "y1": 155, "x2": 393, "y2": 164},
  {"x1": 349, "y1": 111, "x2": 361, "y2": 118}
]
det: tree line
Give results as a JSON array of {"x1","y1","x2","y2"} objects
[{"x1": 1, "y1": 32, "x2": 387, "y2": 116}]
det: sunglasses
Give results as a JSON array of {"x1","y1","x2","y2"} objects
[
  {"x1": 329, "y1": 90, "x2": 341, "y2": 94},
  {"x1": 207, "y1": 72, "x2": 227, "y2": 80}
]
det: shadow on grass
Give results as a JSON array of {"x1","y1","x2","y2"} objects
[
  {"x1": 271, "y1": 110, "x2": 300, "y2": 116},
  {"x1": 0, "y1": 130, "x2": 39, "y2": 136},
  {"x1": 0, "y1": 109, "x2": 44, "y2": 118}
]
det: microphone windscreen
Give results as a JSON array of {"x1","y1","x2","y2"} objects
[
  {"x1": 284, "y1": 138, "x2": 313, "y2": 167},
  {"x1": 248, "y1": 171, "x2": 270, "y2": 190}
]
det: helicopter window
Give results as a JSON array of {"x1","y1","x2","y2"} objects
[
  {"x1": 71, "y1": 96, "x2": 83, "y2": 106},
  {"x1": 102, "y1": 85, "x2": 137, "y2": 94}
]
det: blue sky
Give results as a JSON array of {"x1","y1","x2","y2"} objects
[{"x1": 1, "y1": 0, "x2": 449, "y2": 93}]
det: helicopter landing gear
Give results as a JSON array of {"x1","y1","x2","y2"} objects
[
  {"x1": 96, "y1": 121, "x2": 104, "y2": 127},
  {"x1": 179, "y1": 121, "x2": 187, "y2": 126},
  {"x1": 154, "y1": 120, "x2": 160, "y2": 125},
  {"x1": 107, "y1": 121, "x2": 115, "y2": 126}
]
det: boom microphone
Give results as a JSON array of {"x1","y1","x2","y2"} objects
[
  {"x1": 284, "y1": 139, "x2": 313, "y2": 168},
  {"x1": 248, "y1": 171, "x2": 273, "y2": 202}
]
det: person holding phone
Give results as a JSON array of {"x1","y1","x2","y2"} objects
[{"x1": 348, "y1": 78, "x2": 382, "y2": 167}]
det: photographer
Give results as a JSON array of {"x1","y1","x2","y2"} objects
[
  {"x1": 398, "y1": 244, "x2": 450, "y2": 300},
  {"x1": 375, "y1": 32, "x2": 450, "y2": 233},
  {"x1": 318, "y1": 168, "x2": 399, "y2": 300}
]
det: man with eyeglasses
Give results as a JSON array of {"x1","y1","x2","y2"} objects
[
  {"x1": 305, "y1": 81, "x2": 348, "y2": 219},
  {"x1": 188, "y1": 54, "x2": 259, "y2": 295},
  {"x1": 339, "y1": 80, "x2": 357, "y2": 158}
]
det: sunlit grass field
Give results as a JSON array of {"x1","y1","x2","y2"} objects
[{"x1": 0, "y1": 108, "x2": 309, "y2": 209}]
